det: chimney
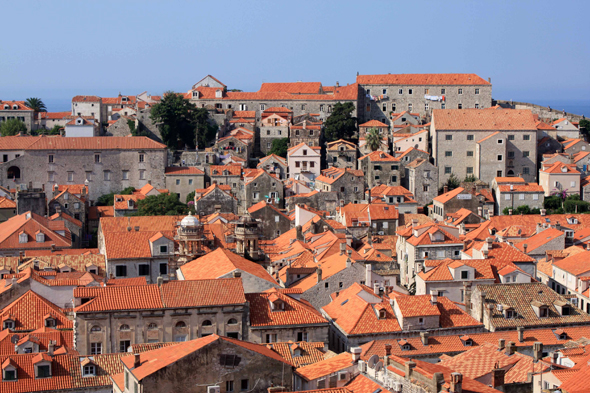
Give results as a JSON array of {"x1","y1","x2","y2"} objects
[
  {"x1": 346, "y1": 257, "x2": 352, "y2": 268},
  {"x1": 340, "y1": 242, "x2": 346, "y2": 255},
  {"x1": 48, "y1": 340, "x2": 55, "y2": 356},
  {"x1": 404, "y1": 361, "x2": 416, "y2": 380},
  {"x1": 374, "y1": 282, "x2": 380, "y2": 295},
  {"x1": 345, "y1": 233, "x2": 352, "y2": 246},
  {"x1": 498, "y1": 338, "x2": 505, "y2": 351},
  {"x1": 232, "y1": 270, "x2": 242, "y2": 278},
  {"x1": 523, "y1": 244, "x2": 528, "y2": 254},
  {"x1": 517, "y1": 326, "x2": 524, "y2": 343},
  {"x1": 296, "y1": 225, "x2": 303, "y2": 242},
  {"x1": 134, "y1": 353, "x2": 141, "y2": 368},
  {"x1": 420, "y1": 331, "x2": 429, "y2": 346},
  {"x1": 351, "y1": 347, "x2": 362, "y2": 363},
  {"x1": 50, "y1": 244, "x2": 56, "y2": 251},
  {"x1": 450, "y1": 372, "x2": 463, "y2": 393},
  {"x1": 365, "y1": 263, "x2": 372, "y2": 285},
  {"x1": 533, "y1": 342, "x2": 543, "y2": 362},
  {"x1": 463, "y1": 282, "x2": 472, "y2": 310},
  {"x1": 430, "y1": 290, "x2": 438, "y2": 305},
  {"x1": 443, "y1": 185, "x2": 448, "y2": 194},
  {"x1": 506, "y1": 341, "x2": 516, "y2": 356},
  {"x1": 316, "y1": 267, "x2": 322, "y2": 283},
  {"x1": 491, "y1": 367, "x2": 505, "y2": 389},
  {"x1": 486, "y1": 237, "x2": 493, "y2": 249},
  {"x1": 550, "y1": 351, "x2": 559, "y2": 364},
  {"x1": 412, "y1": 218, "x2": 418, "y2": 228},
  {"x1": 478, "y1": 206, "x2": 483, "y2": 216},
  {"x1": 540, "y1": 208, "x2": 546, "y2": 216},
  {"x1": 556, "y1": 221, "x2": 561, "y2": 231},
  {"x1": 323, "y1": 225, "x2": 328, "y2": 233},
  {"x1": 508, "y1": 208, "x2": 513, "y2": 215},
  {"x1": 488, "y1": 77, "x2": 491, "y2": 83},
  {"x1": 462, "y1": 240, "x2": 468, "y2": 251},
  {"x1": 384, "y1": 344, "x2": 392, "y2": 356}
]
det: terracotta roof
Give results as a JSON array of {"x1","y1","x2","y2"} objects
[
  {"x1": 74, "y1": 278, "x2": 246, "y2": 312},
  {"x1": 258, "y1": 154, "x2": 287, "y2": 167},
  {"x1": 514, "y1": 228, "x2": 564, "y2": 253},
  {"x1": 357, "y1": 73, "x2": 490, "y2": 86},
  {"x1": 0, "y1": 328, "x2": 73, "y2": 355},
  {"x1": 247, "y1": 289, "x2": 327, "y2": 327},
  {"x1": 164, "y1": 166, "x2": 204, "y2": 175},
  {"x1": 540, "y1": 161, "x2": 580, "y2": 174},
  {"x1": 0, "y1": 197, "x2": 16, "y2": 209},
  {"x1": 24, "y1": 136, "x2": 166, "y2": 150},
  {"x1": 358, "y1": 151, "x2": 398, "y2": 162},
  {"x1": 87, "y1": 206, "x2": 114, "y2": 220},
  {"x1": 316, "y1": 167, "x2": 364, "y2": 185},
  {"x1": 232, "y1": 110, "x2": 255, "y2": 118},
  {"x1": 553, "y1": 250, "x2": 590, "y2": 276},
  {"x1": 433, "y1": 187, "x2": 465, "y2": 203},
  {"x1": 0, "y1": 290, "x2": 72, "y2": 331},
  {"x1": 345, "y1": 374, "x2": 393, "y2": 393},
  {"x1": 210, "y1": 164, "x2": 242, "y2": 177},
  {"x1": 497, "y1": 183, "x2": 544, "y2": 192},
  {"x1": 433, "y1": 109, "x2": 537, "y2": 130},
  {"x1": 296, "y1": 352, "x2": 354, "y2": 381},
  {"x1": 266, "y1": 341, "x2": 327, "y2": 368},
  {"x1": 359, "y1": 120, "x2": 388, "y2": 128},
  {"x1": 0, "y1": 212, "x2": 71, "y2": 251},
  {"x1": 260, "y1": 82, "x2": 322, "y2": 94},
  {"x1": 179, "y1": 248, "x2": 277, "y2": 285}
]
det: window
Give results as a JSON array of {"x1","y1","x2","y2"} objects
[
  {"x1": 505, "y1": 194, "x2": 511, "y2": 200},
  {"x1": 533, "y1": 193, "x2": 539, "y2": 200},
  {"x1": 523, "y1": 167, "x2": 530, "y2": 175},
  {"x1": 265, "y1": 334, "x2": 277, "y2": 343},
  {"x1": 523, "y1": 151, "x2": 530, "y2": 157},
  {"x1": 90, "y1": 342, "x2": 102, "y2": 355},
  {"x1": 138, "y1": 264, "x2": 150, "y2": 276},
  {"x1": 408, "y1": 103, "x2": 413, "y2": 111},
  {"x1": 67, "y1": 172, "x2": 74, "y2": 182},
  {"x1": 94, "y1": 154, "x2": 100, "y2": 163},
  {"x1": 508, "y1": 151, "x2": 515, "y2": 158},
  {"x1": 188, "y1": 179, "x2": 193, "y2": 185},
  {"x1": 139, "y1": 153, "x2": 145, "y2": 162},
  {"x1": 297, "y1": 332, "x2": 309, "y2": 341},
  {"x1": 320, "y1": 105, "x2": 324, "y2": 112},
  {"x1": 391, "y1": 103, "x2": 396, "y2": 111},
  {"x1": 398, "y1": 89, "x2": 403, "y2": 95},
  {"x1": 382, "y1": 103, "x2": 387, "y2": 111},
  {"x1": 458, "y1": 88, "x2": 463, "y2": 95},
  {"x1": 508, "y1": 135, "x2": 515, "y2": 141},
  {"x1": 461, "y1": 271, "x2": 469, "y2": 279},
  {"x1": 445, "y1": 134, "x2": 453, "y2": 141},
  {"x1": 523, "y1": 134, "x2": 530, "y2": 141},
  {"x1": 90, "y1": 325, "x2": 101, "y2": 333},
  {"x1": 202, "y1": 320, "x2": 212, "y2": 326},
  {"x1": 103, "y1": 170, "x2": 111, "y2": 181},
  {"x1": 382, "y1": 88, "x2": 387, "y2": 95},
  {"x1": 159, "y1": 263, "x2": 168, "y2": 275},
  {"x1": 475, "y1": 88, "x2": 480, "y2": 95},
  {"x1": 148, "y1": 323, "x2": 158, "y2": 330},
  {"x1": 241, "y1": 379, "x2": 249, "y2": 391},
  {"x1": 571, "y1": 181, "x2": 577, "y2": 187},
  {"x1": 497, "y1": 154, "x2": 503, "y2": 161},
  {"x1": 445, "y1": 151, "x2": 452, "y2": 157},
  {"x1": 122, "y1": 170, "x2": 129, "y2": 180},
  {"x1": 325, "y1": 282, "x2": 329, "y2": 288},
  {"x1": 467, "y1": 134, "x2": 474, "y2": 141},
  {"x1": 3, "y1": 369, "x2": 16, "y2": 381},
  {"x1": 466, "y1": 167, "x2": 473, "y2": 174},
  {"x1": 425, "y1": 102, "x2": 429, "y2": 111},
  {"x1": 48, "y1": 154, "x2": 54, "y2": 163},
  {"x1": 85, "y1": 171, "x2": 92, "y2": 181},
  {"x1": 3, "y1": 320, "x2": 14, "y2": 329},
  {"x1": 115, "y1": 265, "x2": 127, "y2": 277},
  {"x1": 119, "y1": 340, "x2": 130, "y2": 352},
  {"x1": 227, "y1": 381, "x2": 235, "y2": 392},
  {"x1": 475, "y1": 103, "x2": 479, "y2": 109},
  {"x1": 441, "y1": 88, "x2": 446, "y2": 94},
  {"x1": 295, "y1": 161, "x2": 300, "y2": 168},
  {"x1": 139, "y1": 170, "x2": 145, "y2": 180},
  {"x1": 519, "y1": 194, "x2": 525, "y2": 200},
  {"x1": 444, "y1": 167, "x2": 452, "y2": 174},
  {"x1": 458, "y1": 103, "x2": 462, "y2": 109},
  {"x1": 467, "y1": 151, "x2": 474, "y2": 157},
  {"x1": 441, "y1": 102, "x2": 446, "y2": 109},
  {"x1": 408, "y1": 89, "x2": 413, "y2": 95},
  {"x1": 83, "y1": 365, "x2": 96, "y2": 376},
  {"x1": 37, "y1": 365, "x2": 51, "y2": 378}
]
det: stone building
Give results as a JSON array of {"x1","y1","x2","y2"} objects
[
  {"x1": 259, "y1": 107, "x2": 292, "y2": 154},
  {"x1": 246, "y1": 288, "x2": 329, "y2": 344},
  {"x1": 0, "y1": 136, "x2": 168, "y2": 202},
  {"x1": 405, "y1": 157, "x2": 438, "y2": 205},
  {"x1": 215, "y1": 126, "x2": 254, "y2": 162},
  {"x1": 390, "y1": 110, "x2": 421, "y2": 126},
  {"x1": 209, "y1": 164, "x2": 243, "y2": 197},
  {"x1": 315, "y1": 167, "x2": 365, "y2": 205},
  {"x1": 490, "y1": 177, "x2": 544, "y2": 215},
  {"x1": 257, "y1": 154, "x2": 288, "y2": 180},
  {"x1": 357, "y1": 73, "x2": 492, "y2": 123},
  {"x1": 242, "y1": 169, "x2": 284, "y2": 210},
  {"x1": 164, "y1": 166, "x2": 205, "y2": 203},
  {"x1": 187, "y1": 76, "x2": 359, "y2": 122},
  {"x1": 358, "y1": 119, "x2": 389, "y2": 138},
  {"x1": 248, "y1": 201, "x2": 291, "y2": 239},
  {"x1": 326, "y1": 139, "x2": 357, "y2": 169},
  {"x1": 432, "y1": 109, "x2": 538, "y2": 186},
  {"x1": 194, "y1": 184, "x2": 238, "y2": 215},
  {"x1": 0, "y1": 100, "x2": 36, "y2": 131},
  {"x1": 539, "y1": 162, "x2": 581, "y2": 197},
  {"x1": 358, "y1": 151, "x2": 402, "y2": 189},
  {"x1": 47, "y1": 184, "x2": 88, "y2": 230},
  {"x1": 290, "y1": 117, "x2": 322, "y2": 147},
  {"x1": 431, "y1": 187, "x2": 492, "y2": 222},
  {"x1": 71, "y1": 95, "x2": 104, "y2": 124},
  {"x1": 114, "y1": 334, "x2": 294, "y2": 393},
  {"x1": 288, "y1": 143, "x2": 321, "y2": 184},
  {"x1": 73, "y1": 278, "x2": 248, "y2": 355},
  {"x1": 64, "y1": 116, "x2": 99, "y2": 137}
]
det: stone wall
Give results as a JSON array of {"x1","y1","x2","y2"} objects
[{"x1": 495, "y1": 100, "x2": 586, "y2": 122}]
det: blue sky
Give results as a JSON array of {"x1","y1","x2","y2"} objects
[{"x1": 1, "y1": 1, "x2": 589, "y2": 110}]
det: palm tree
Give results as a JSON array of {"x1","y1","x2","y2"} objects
[
  {"x1": 365, "y1": 127, "x2": 382, "y2": 152},
  {"x1": 25, "y1": 97, "x2": 47, "y2": 113}
]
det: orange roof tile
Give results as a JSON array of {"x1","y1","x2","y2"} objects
[
  {"x1": 296, "y1": 352, "x2": 354, "y2": 381},
  {"x1": 25, "y1": 136, "x2": 166, "y2": 150},
  {"x1": 1, "y1": 290, "x2": 72, "y2": 331},
  {"x1": 247, "y1": 289, "x2": 327, "y2": 327},
  {"x1": 164, "y1": 166, "x2": 204, "y2": 175},
  {"x1": 357, "y1": 73, "x2": 490, "y2": 86},
  {"x1": 514, "y1": 228, "x2": 564, "y2": 253},
  {"x1": 359, "y1": 120, "x2": 388, "y2": 128},
  {"x1": 433, "y1": 109, "x2": 537, "y2": 130}
]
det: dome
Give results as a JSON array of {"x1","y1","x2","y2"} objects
[{"x1": 180, "y1": 212, "x2": 200, "y2": 227}]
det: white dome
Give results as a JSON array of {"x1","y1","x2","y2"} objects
[{"x1": 180, "y1": 212, "x2": 199, "y2": 227}]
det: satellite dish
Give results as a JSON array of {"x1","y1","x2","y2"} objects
[
  {"x1": 375, "y1": 361, "x2": 383, "y2": 372},
  {"x1": 368, "y1": 354, "x2": 379, "y2": 368},
  {"x1": 10, "y1": 335, "x2": 19, "y2": 344}
]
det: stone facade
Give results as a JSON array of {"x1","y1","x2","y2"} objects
[
  {"x1": 257, "y1": 154, "x2": 288, "y2": 180},
  {"x1": 290, "y1": 119, "x2": 322, "y2": 148},
  {"x1": 315, "y1": 168, "x2": 365, "y2": 205},
  {"x1": 194, "y1": 186, "x2": 238, "y2": 215},
  {"x1": 405, "y1": 158, "x2": 438, "y2": 205},
  {"x1": 326, "y1": 140, "x2": 357, "y2": 169},
  {"x1": 358, "y1": 152, "x2": 402, "y2": 189},
  {"x1": 248, "y1": 202, "x2": 291, "y2": 239},
  {"x1": 165, "y1": 167, "x2": 205, "y2": 203},
  {"x1": 0, "y1": 101, "x2": 36, "y2": 131},
  {"x1": 242, "y1": 170, "x2": 284, "y2": 210},
  {"x1": 286, "y1": 191, "x2": 339, "y2": 214}
]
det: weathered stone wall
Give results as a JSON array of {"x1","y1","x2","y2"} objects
[
  {"x1": 249, "y1": 206, "x2": 291, "y2": 239},
  {"x1": 496, "y1": 99, "x2": 586, "y2": 122}
]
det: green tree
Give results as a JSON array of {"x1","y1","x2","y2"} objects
[
  {"x1": 0, "y1": 118, "x2": 27, "y2": 136},
  {"x1": 439, "y1": 173, "x2": 460, "y2": 193},
  {"x1": 25, "y1": 97, "x2": 46, "y2": 113},
  {"x1": 324, "y1": 102, "x2": 357, "y2": 142},
  {"x1": 579, "y1": 119, "x2": 589, "y2": 137},
  {"x1": 544, "y1": 195, "x2": 562, "y2": 210},
  {"x1": 135, "y1": 193, "x2": 188, "y2": 216},
  {"x1": 268, "y1": 138, "x2": 290, "y2": 157},
  {"x1": 365, "y1": 128, "x2": 381, "y2": 152},
  {"x1": 96, "y1": 187, "x2": 135, "y2": 206},
  {"x1": 464, "y1": 175, "x2": 478, "y2": 182},
  {"x1": 150, "y1": 92, "x2": 202, "y2": 149},
  {"x1": 194, "y1": 107, "x2": 218, "y2": 149},
  {"x1": 186, "y1": 191, "x2": 195, "y2": 204}
]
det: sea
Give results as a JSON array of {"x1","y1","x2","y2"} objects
[{"x1": 42, "y1": 98, "x2": 590, "y2": 118}]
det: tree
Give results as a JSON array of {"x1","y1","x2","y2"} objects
[
  {"x1": 365, "y1": 128, "x2": 381, "y2": 152},
  {"x1": 0, "y1": 118, "x2": 27, "y2": 136},
  {"x1": 135, "y1": 193, "x2": 188, "y2": 216},
  {"x1": 150, "y1": 92, "x2": 202, "y2": 149},
  {"x1": 439, "y1": 173, "x2": 460, "y2": 193},
  {"x1": 186, "y1": 191, "x2": 195, "y2": 204},
  {"x1": 324, "y1": 102, "x2": 357, "y2": 142},
  {"x1": 464, "y1": 175, "x2": 478, "y2": 182},
  {"x1": 194, "y1": 107, "x2": 218, "y2": 149},
  {"x1": 25, "y1": 97, "x2": 46, "y2": 113},
  {"x1": 268, "y1": 138, "x2": 289, "y2": 157},
  {"x1": 580, "y1": 119, "x2": 590, "y2": 138},
  {"x1": 96, "y1": 187, "x2": 135, "y2": 206}
]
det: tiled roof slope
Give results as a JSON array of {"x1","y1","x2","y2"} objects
[
  {"x1": 0, "y1": 290, "x2": 72, "y2": 331},
  {"x1": 266, "y1": 341, "x2": 327, "y2": 368},
  {"x1": 296, "y1": 352, "x2": 354, "y2": 381},
  {"x1": 247, "y1": 289, "x2": 327, "y2": 327},
  {"x1": 25, "y1": 136, "x2": 166, "y2": 150},
  {"x1": 357, "y1": 73, "x2": 490, "y2": 85},
  {"x1": 433, "y1": 109, "x2": 537, "y2": 130}
]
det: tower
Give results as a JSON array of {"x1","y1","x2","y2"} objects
[{"x1": 235, "y1": 215, "x2": 261, "y2": 261}]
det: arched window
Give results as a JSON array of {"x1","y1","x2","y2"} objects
[
  {"x1": 90, "y1": 325, "x2": 101, "y2": 333},
  {"x1": 147, "y1": 323, "x2": 158, "y2": 330},
  {"x1": 227, "y1": 318, "x2": 238, "y2": 325},
  {"x1": 119, "y1": 324, "x2": 130, "y2": 331},
  {"x1": 7, "y1": 166, "x2": 20, "y2": 180},
  {"x1": 175, "y1": 321, "x2": 186, "y2": 328},
  {"x1": 202, "y1": 320, "x2": 212, "y2": 326}
]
